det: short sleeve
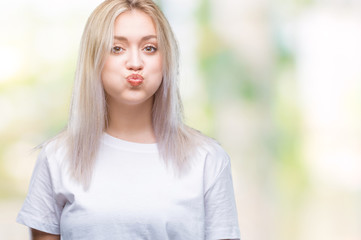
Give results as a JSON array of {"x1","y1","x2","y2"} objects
[
  {"x1": 204, "y1": 150, "x2": 241, "y2": 240},
  {"x1": 16, "y1": 148, "x2": 62, "y2": 234}
]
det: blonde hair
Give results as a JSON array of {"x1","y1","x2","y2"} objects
[{"x1": 56, "y1": 0, "x2": 215, "y2": 189}]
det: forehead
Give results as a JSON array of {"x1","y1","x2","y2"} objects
[{"x1": 113, "y1": 9, "x2": 157, "y2": 38}]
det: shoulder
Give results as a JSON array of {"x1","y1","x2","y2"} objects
[
  {"x1": 197, "y1": 140, "x2": 232, "y2": 194},
  {"x1": 185, "y1": 126, "x2": 231, "y2": 170},
  {"x1": 185, "y1": 127, "x2": 233, "y2": 190},
  {"x1": 37, "y1": 135, "x2": 68, "y2": 167},
  {"x1": 201, "y1": 139, "x2": 231, "y2": 173}
]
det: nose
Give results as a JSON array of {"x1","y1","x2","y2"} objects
[{"x1": 126, "y1": 48, "x2": 144, "y2": 71}]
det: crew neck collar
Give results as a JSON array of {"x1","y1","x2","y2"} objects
[{"x1": 102, "y1": 132, "x2": 158, "y2": 153}]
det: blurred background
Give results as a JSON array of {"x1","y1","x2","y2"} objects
[{"x1": 1, "y1": 0, "x2": 361, "y2": 239}]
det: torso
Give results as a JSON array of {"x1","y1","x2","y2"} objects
[{"x1": 51, "y1": 133, "x2": 207, "y2": 239}]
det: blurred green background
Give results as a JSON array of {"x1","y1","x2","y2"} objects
[{"x1": 1, "y1": 0, "x2": 361, "y2": 239}]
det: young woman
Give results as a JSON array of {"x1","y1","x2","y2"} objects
[{"x1": 17, "y1": 0, "x2": 241, "y2": 239}]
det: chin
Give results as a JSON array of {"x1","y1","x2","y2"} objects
[{"x1": 121, "y1": 95, "x2": 154, "y2": 106}]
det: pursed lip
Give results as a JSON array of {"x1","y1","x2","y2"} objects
[{"x1": 126, "y1": 74, "x2": 144, "y2": 87}]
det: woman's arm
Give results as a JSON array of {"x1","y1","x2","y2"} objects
[{"x1": 31, "y1": 228, "x2": 60, "y2": 240}]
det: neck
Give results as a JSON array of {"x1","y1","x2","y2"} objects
[{"x1": 105, "y1": 97, "x2": 156, "y2": 143}]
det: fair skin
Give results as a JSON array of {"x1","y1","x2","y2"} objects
[
  {"x1": 30, "y1": 9, "x2": 232, "y2": 240},
  {"x1": 102, "y1": 9, "x2": 163, "y2": 143}
]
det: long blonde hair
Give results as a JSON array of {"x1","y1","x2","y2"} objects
[{"x1": 57, "y1": 0, "x2": 215, "y2": 189}]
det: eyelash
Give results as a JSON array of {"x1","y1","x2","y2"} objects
[
  {"x1": 110, "y1": 45, "x2": 158, "y2": 54},
  {"x1": 143, "y1": 45, "x2": 157, "y2": 53},
  {"x1": 111, "y1": 46, "x2": 124, "y2": 54}
]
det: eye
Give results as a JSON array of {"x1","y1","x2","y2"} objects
[
  {"x1": 143, "y1": 45, "x2": 157, "y2": 53},
  {"x1": 111, "y1": 46, "x2": 124, "y2": 54}
]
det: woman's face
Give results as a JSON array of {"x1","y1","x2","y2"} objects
[{"x1": 101, "y1": 9, "x2": 163, "y2": 107}]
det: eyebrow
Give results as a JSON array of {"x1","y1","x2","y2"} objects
[{"x1": 114, "y1": 35, "x2": 157, "y2": 42}]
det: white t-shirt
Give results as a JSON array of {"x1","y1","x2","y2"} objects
[{"x1": 17, "y1": 133, "x2": 241, "y2": 240}]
